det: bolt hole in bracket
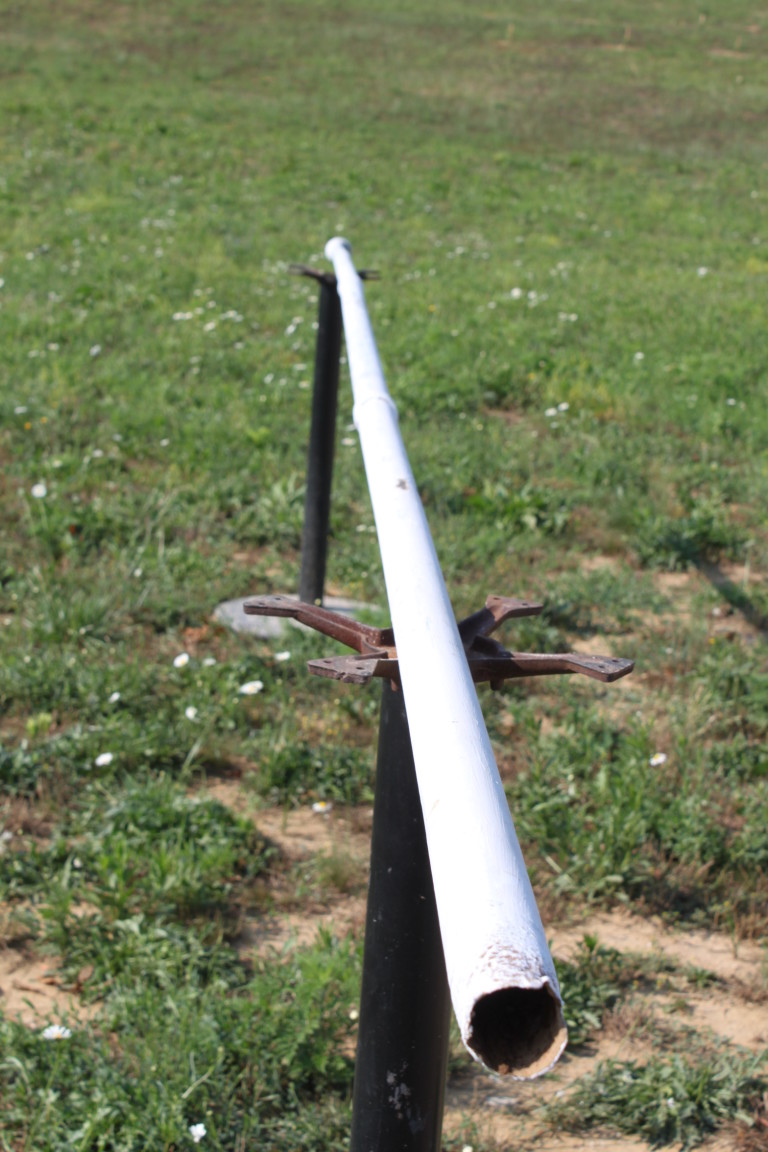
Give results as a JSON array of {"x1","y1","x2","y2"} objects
[{"x1": 243, "y1": 592, "x2": 634, "y2": 690}]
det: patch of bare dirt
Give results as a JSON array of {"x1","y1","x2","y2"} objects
[
  {"x1": 204, "y1": 785, "x2": 372, "y2": 953},
  {"x1": 0, "y1": 946, "x2": 98, "y2": 1027},
  {"x1": 579, "y1": 555, "x2": 623, "y2": 574},
  {"x1": 205, "y1": 780, "x2": 373, "y2": 861},
  {"x1": 550, "y1": 908, "x2": 766, "y2": 989},
  {"x1": 444, "y1": 1031, "x2": 655, "y2": 1151}
]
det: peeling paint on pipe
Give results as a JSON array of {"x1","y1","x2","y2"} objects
[{"x1": 324, "y1": 236, "x2": 567, "y2": 1079}]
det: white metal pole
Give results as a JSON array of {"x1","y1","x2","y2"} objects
[{"x1": 325, "y1": 237, "x2": 567, "y2": 1079}]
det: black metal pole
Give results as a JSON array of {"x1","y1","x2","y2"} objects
[
  {"x1": 299, "y1": 273, "x2": 342, "y2": 605},
  {"x1": 350, "y1": 681, "x2": 452, "y2": 1152}
]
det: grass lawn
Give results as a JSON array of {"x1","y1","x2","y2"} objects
[{"x1": 1, "y1": 1, "x2": 767, "y2": 1148}]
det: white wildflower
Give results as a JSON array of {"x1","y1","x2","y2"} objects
[
  {"x1": 634, "y1": 351, "x2": 644, "y2": 363},
  {"x1": 173, "y1": 652, "x2": 190, "y2": 668},
  {"x1": 95, "y1": 752, "x2": 114, "y2": 768},
  {"x1": 108, "y1": 691, "x2": 121, "y2": 704},
  {"x1": 41, "y1": 1024, "x2": 72, "y2": 1040},
  {"x1": 697, "y1": 266, "x2": 708, "y2": 277},
  {"x1": 649, "y1": 752, "x2": 667, "y2": 767},
  {"x1": 89, "y1": 344, "x2": 101, "y2": 357},
  {"x1": 239, "y1": 680, "x2": 264, "y2": 696},
  {"x1": 189, "y1": 1124, "x2": 207, "y2": 1144},
  {"x1": 312, "y1": 800, "x2": 333, "y2": 815},
  {"x1": 203, "y1": 656, "x2": 217, "y2": 667},
  {"x1": 557, "y1": 402, "x2": 569, "y2": 412},
  {"x1": 544, "y1": 407, "x2": 558, "y2": 418},
  {"x1": 185, "y1": 706, "x2": 198, "y2": 721},
  {"x1": 30, "y1": 482, "x2": 47, "y2": 499},
  {"x1": 274, "y1": 651, "x2": 291, "y2": 662}
]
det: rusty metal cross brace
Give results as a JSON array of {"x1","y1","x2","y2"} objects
[{"x1": 243, "y1": 593, "x2": 634, "y2": 689}]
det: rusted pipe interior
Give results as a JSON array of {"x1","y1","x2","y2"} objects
[{"x1": 467, "y1": 984, "x2": 567, "y2": 1078}]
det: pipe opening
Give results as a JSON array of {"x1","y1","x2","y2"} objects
[{"x1": 467, "y1": 984, "x2": 567, "y2": 1079}]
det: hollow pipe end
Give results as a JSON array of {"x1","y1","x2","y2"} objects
[
  {"x1": 325, "y1": 236, "x2": 351, "y2": 261},
  {"x1": 465, "y1": 982, "x2": 567, "y2": 1079}
]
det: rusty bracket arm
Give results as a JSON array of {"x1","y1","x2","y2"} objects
[
  {"x1": 289, "y1": 263, "x2": 380, "y2": 284},
  {"x1": 242, "y1": 593, "x2": 634, "y2": 690}
]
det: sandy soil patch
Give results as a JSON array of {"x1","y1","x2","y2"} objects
[{"x1": 0, "y1": 946, "x2": 97, "y2": 1027}]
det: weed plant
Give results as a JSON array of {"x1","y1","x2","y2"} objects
[{"x1": 549, "y1": 1049, "x2": 768, "y2": 1149}]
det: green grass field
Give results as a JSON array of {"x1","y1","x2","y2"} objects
[{"x1": 1, "y1": 2, "x2": 767, "y2": 1148}]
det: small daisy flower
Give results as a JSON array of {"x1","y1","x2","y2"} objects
[
  {"x1": 41, "y1": 1024, "x2": 72, "y2": 1040},
  {"x1": 108, "y1": 691, "x2": 121, "y2": 704},
  {"x1": 95, "y1": 752, "x2": 114, "y2": 768},
  {"x1": 189, "y1": 1123, "x2": 207, "y2": 1144},
  {"x1": 239, "y1": 680, "x2": 264, "y2": 696},
  {"x1": 274, "y1": 651, "x2": 291, "y2": 662},
  {"x1": 312, "y1": 800, "x2": 333, "y2": 815},
  {"x1": 649, "y1": 752, "x2": 667, "y2": 767},
  {"x1": 697, "y1": 266, "x2": 708, "y2": 277},
  {"x1": 89, "y1": 344, "x2": 101, "y2": 357},
  {"x1": 203, "y1": 656, "x2": 217, "y2": 667},
  {"x1": 30, "y1": 482, "x2": 47, "y2": 499},
  {"x1": 557, "y1": 401, "x2": 569, "y2": 412},
  {"x1": 185, "y1": 705, "x2": 198, "y2": 721},
  {"x1": 544, "y1": 407, "x2": 558, "y2": 418},
  {"x1": 510, "y1": 287, "x2": 523, "y2": 299},
  {"x1": 173, "y1": 653, "x2": 190, "y2": 669},
  {"x1": 633, "y1": 351, "x2": 644, "y2": 363}
]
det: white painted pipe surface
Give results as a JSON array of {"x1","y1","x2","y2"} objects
[{"x1": 325, "y1": 237, "x2": 567, "y2": 1078}]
